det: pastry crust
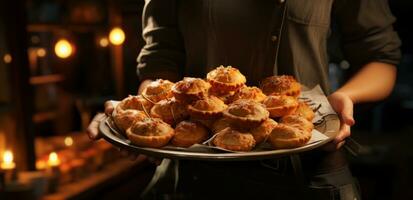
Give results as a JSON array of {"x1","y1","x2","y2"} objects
[
  {"x1": 223, "y1": 99, "x2": 269, "y2": 129},
  {"x1": 150, "y1": 98, "x2": 188, "y2": 125},
  {"x1": 207, "y1": 66, "x2": 246, "y2": 93},
  {"x1": 229, "y1": 86, "x2": 267, "y2": 103},
  {"x1": 209, "y1": 89, "x2": 236, "y2": 104},
  {"x1": 213, "y1": 127, "x2": 256, "y2": 151},
  {"x1": 126, "y1": 118, "x2": 175, "y2": 148},
  {"x1": 172, "y1": 121, "x2": 209, "y2": 147},
  {"x1": 142, "y1": 79, "x2": 174, "y2": 103},
  {"x1": 113, "y1": 109, "x2": 148, "y2": 132},
  {"x1": 172, "y1": 77, "x2": 211, "y2": 103},
  {"x1": 115, "y1": 95, "x2": 154, "y2": 114},
  {"x1": 250, "y1": 118, "x2": 278, "y2": 144},
  {"x1": 211, "y1": 117, "x2": 232, "y2": 134},
  {"x1": 293, "y1": 102, "x2": 315, "y2": 121},
  {"x1": 187, "y1": 96, "x2": 228, "y2": 119},
  {"x1": 268, "y1": 124, "x2": 311, "y2": 149},
  {"x1": 260, "y1": 75, "x2": 301, "y2": 97},
  {"x1": 281, "y1": 115, "x2": 314, "y2": 133},
  {"x1": 263, "y1": 95, "x2": 299, "y2": 118}
]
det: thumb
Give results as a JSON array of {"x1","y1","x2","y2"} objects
[{"x1": 340, "y1": 99, "x2": 355, "y2": 126}]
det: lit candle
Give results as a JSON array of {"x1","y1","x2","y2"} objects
[
  {"x1": 47, "y1": 152, "x2": 60, "y2": 167},
  {"x1": 1, "y1": 150, "x2": 16, "y2": 170}
]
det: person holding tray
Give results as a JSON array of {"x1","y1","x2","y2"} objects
[{"x1": 87, "y1": 0, "x2": 401, "y2": 199}]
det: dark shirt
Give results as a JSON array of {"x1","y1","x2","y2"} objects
[{"x1": 137, "y1": 0, "x2": 401, "y2": 93}]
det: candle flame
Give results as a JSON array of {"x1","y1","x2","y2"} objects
[
  {"x1": 3, "y1": 150, "x2": 13, "y2": 163},
  {"x1": 48, "y1": 152, "x2": 60, "y2": 167}
]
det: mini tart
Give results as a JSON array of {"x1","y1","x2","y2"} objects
[
  {"x1": 206, "y1": 66, "x2": 246, "y2": 93},
  {"x1": 211, "y1": 117, "x2": 232, "y2": 134},
  {"x1": 281, "y1": 115, "x2": 314, "y2": 133},
  {"x1": 142, "y1": 79, "x2": 174, "y2": 103},
  {"x1": 213, "y1": 127, "x2": 256, "y2": 152},
  {"x1": 223, "y1": 99, "x2": 269, "y2": 129},
  {"x1": 126, "y1": 118, "x2": 175, "y2": 148},
  {"x1": 116, "y1": 95, "x2": 154, "y2": 113},
  {"x1": 150, "y1": 98, "x2": 188, "y2": 125},
  {"x1": 250, "y1": 118, "x2": 278, "y2": 144},
  {"x1": 172, "y1": 77, "x2": 211, "y2": 103},
  {"x1": 172, "y1": 121, "x2": 209, "y2": 147},
  {"x1": 229, "y1": 86, "x2": 267, "y2": 103},
  {"x1": 268, "y1": 124, "x2": 312, "y2": 149},
  {"x1": 187, "y1": 96, "x2": 228, "y2": 119},
  {"x1": 293, "y1": 102, "x2": 315, "y2": 121},
  {"x1": 113, "y1": 110, "x2": 148, "y2": 132},
  {"x1": 260, "y1": 75, "x2": 301, "y2": 97},
  {"x1": 209, "y1": 89, "x2": 236, "y2": 104},
  {"x1": 263, "y1": 95, "x2": 299, "y2": 118}
]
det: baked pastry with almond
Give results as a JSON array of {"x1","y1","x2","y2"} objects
[
  {"x1": 260, "y1": 75, "x2": 301, "y2": 97},
  {"x1": 188, "y1": 96, "x2": 227, "y2": 119},
  {"x1": 113, "y1": 109, "x2": 148, "y2": 133},
  {"x1": 263, "y1": 95, "x2": 299, "y2": 118},
  {"x1": 250, "y1": 118, "x2": 278, "y2": 144},
  {"x1": 229, "y1": 86, "x2": 267, "y2": 103},
  {"x1": 150, "y1": 98, "x2": 188, "y2": 125},
  {"x1": 213, "y1": 127, "x2": 256, "y2": 151},
  {"x1": 142, "y1": 79, "x2": 174, "y2": 103},
  {"x1": 172, "y1": 121, "x2": 209, "y2": 147},
  {"x1": 293, "y1": 102, "x2": 315, "y2": 121},
  {"x1": 172, "y1": 77, "x2": 211, "y2": 103},
  {"x1": 126, "y1": 118, "x2": 175, "y2": 148},
  {"x1": 207, "y1": 66, "x2": 246, "y2": 94},
  {"x1": 281, "y1": 115, "x2": 314, "y2": 133},
  {"x1": 223, "y1": 99, "x2": 269, "y2": 129},
  {"x1": 115, "y1": 95, "x2": 154, "y2": 113},
  {"x1": 268, "y1": 124, "x2": 311, "y2": 149}
]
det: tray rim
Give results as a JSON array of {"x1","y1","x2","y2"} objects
[{"x1": 99, "y1": 115, "x2": 340, "y2": 161}]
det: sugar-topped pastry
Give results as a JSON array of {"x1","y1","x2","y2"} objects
[
  {"x1": 207, "y1": 66, "x2": 246, "y2": 94},
  {"x1": 150, "y1": 98, "x2": 188, "y2": 125},
  {"x1": 223, "y1": 99, "x2": 269, "y2": 129},
  {"x1": 187, "y1": 96, "x2": 227, "y2": 119},
  {"x1": 281, "y1": 115, "x2": 314, "y2": 133},
  {"x1": 250, "y1": 118, "x2": 278, "y2": 144},
  {"x1": 142, "y1": 79, "x2": 174, "y2": 103},
  {"x1": 263, "y1": 95, "x2": 299, "y2": 118},
  {"x1": 260, "y1": 75, "x2": 301, "y2": 97},
  {"x1": 126, "y1": 118, "x2": 175, "y2": 148},
  {"x1": 172, "y1": 77, "x2": 211, "y2": 103},
  {"x1": 213, "y1": 127, "x2": 256, "y2": 152},
  {"x1": 229, "y1": 86, "x2": 267, "y2": 103},
  {"x1": 172, "y1": 121, "x2": 209, "y2": 147},
  {"x1": 268, "y1": 124, "x2": 311, "y2": 149},
  {"x1": 293, "y1": 102, "x2": 315, "y2": 121},
  {"x1": 113, "y1": 109, "x2": 148, "y2": 133}
]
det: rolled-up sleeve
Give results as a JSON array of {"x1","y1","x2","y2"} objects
[
  {"x1": 333, "y1": 0, "x2": 402, "y2": 69},
  {"x1": 137, "y1": 0, "x2": 185, "y2": 82}
]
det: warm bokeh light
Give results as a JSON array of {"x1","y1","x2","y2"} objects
[
  {"x1": 64, "y1": 136, "x2": 74, "y2": 147},
  {"x1": 99, "y1": 37, "x2": 109, "y2": 47},
  {"x1": 3, "y1": 54, "x2": 12, "y2": 64},
  {"x1": 47, "y1": 152, "x2": 61, "y2": 167},
  {"x1": 54, "y1": 39, "x2": 73, "y2": 59},
  {"x1": 36, "y1": 48, "x2": 47, "y2": 57},
  {"x1": 1, "y1": 150, "x2": 16, "y2": 170},
  {"x1": 109, "y1": 27, "x2": 125, "y2": 45}
]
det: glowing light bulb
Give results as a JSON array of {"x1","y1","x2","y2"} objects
[
  {"x1": 99, "y1": 37, "x2": 109, "y2": 47},
  {"x1": 64, "y1": 136, "x2": 73, "y2": 147},
  {"x1": 36, "y1": 48, "x2": 47, "y2": 57},
  {"x1": 1, "y1": 150, "x2": 16, "y2": 170},
  {"x1": 47, "y1": 152, "x2": 60, "y2": 167},
  {"x1": 54, "y1": 39, "x2": 73, "y2": 59},
  {"x1": 109, "y1": 27, "x2": 125, "y2": 45}
]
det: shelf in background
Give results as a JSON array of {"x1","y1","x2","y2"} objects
[{"x1": 30, "y1": 74, "x2": 65, "y2": 85}]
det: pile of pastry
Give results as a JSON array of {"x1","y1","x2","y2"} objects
[{"x1": 112, "y1": 66, "x2": 315, "y2": 152}]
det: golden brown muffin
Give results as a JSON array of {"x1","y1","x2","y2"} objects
[
  {"x1": 268, "y1": 124, "x2": 311, "y2": 149},
  {"x1": 211, "y1": 117, "x2": 232, "y2": 134},
  {"x1": 281, "y1": 115, "x2": 314, "y2": 133},
  {"x1": 150, "y1": 98, "x2": 189, "y2": 125},
  {"x1": 171, "y1": 121, "x2": 210, "y2": 147},
  {"x1": 142, "y1": 79, "x2": 174, "y2": 103},
  {"x1": 223, "y1": 99, "x2": 269, "y2": 129},
  {"x1": 209, "y1": 89, "x2": 236, "y2": 104},
  {"x1": 115, "y1": 95, "x2": 154, "y2": 113},
  {"x1": 293, "y1": 102, "x2": 315, "y2": 121},
  {"x1": 250, "y1": 118, "x2": 278, "y2": 144},
  {"x1": 229, "y1": 86, "x2": 267, "y2": 103},
  {"x1": 113, "y1": 109, "x2": 148, "y2": 133},
  {"x1": 213, "y1": 127, "x2": 256, "y2": 151},
  {"x1": 260, "y1": 75, "x2": 301, "y2": 97},
  {"x1": 187, "y1": 96, "x2": 228, "y2": 119},
  {"x1": 263, "y1": 95, "x2": 299, "y2": 118},
  {"x1": 172, "y1": 77, "x2": 211, "y2": 103},
  {"x1": 206, "y1": 66, "x2": 246, "y2": 94},
  {"x1": 126, "y1": 118, "x2": 175, "y2": 148}
]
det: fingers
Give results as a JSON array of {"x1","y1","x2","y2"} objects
[
  {"x1": 104, "y1": 101, "x2": 115, "y2": 115},
  {"x1": 86, "y1": 113, "x2": 106, "y2": 140},
  {"x1": 340, "y1": 99, "x2": 355, "y2": 126},
  {"x1": 322, "y1": 122, "x2": 351, "y2": 151}
]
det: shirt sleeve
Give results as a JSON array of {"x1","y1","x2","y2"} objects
[
  {"x1": 333, "y1": 0, "x2": 402, "y2": 69},
  {"x1": 137, "y1": 0, "x2": 185, "y2": 82}
]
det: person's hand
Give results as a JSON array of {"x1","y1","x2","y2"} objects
[
  {"x1": 86, "y1": 101, "x2": 115, "y2": 140},
  {"x1": 323, "y1": 91, "x2": 356, "y2": 151}
]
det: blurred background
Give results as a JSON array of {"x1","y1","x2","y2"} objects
[{"x1": 0, "y1": 0, "x2": 412, "y2": 199}]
